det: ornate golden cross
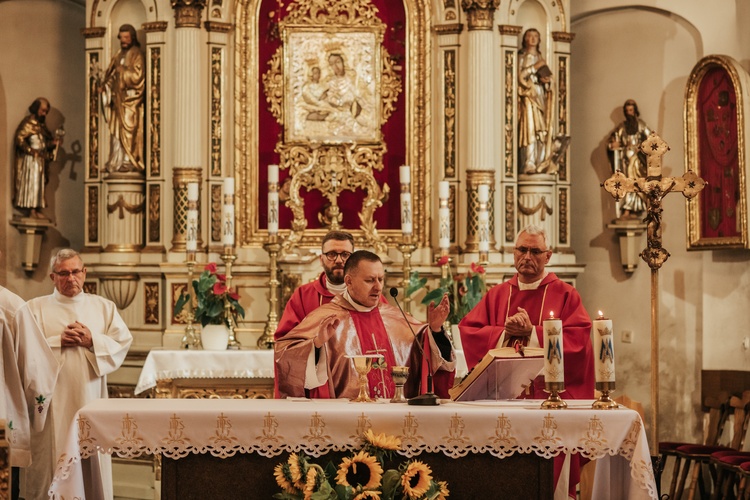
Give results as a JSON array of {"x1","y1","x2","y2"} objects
[{"x1": 601, "y1": 132, "x2": 705, "y2": 456}]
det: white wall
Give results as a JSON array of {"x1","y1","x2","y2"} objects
[{"x1": 0, "y1": 0, "x2": 87, "y2": 298}]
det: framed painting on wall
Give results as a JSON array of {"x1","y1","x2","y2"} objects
[{"x1": 685, "y1": 55, "x2": 750, "y2": 250}]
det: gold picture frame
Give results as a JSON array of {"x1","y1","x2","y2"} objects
[
  {"x1": 283, "y1": 28, "x2": 383, "y2": 144},
  {"x1": 685, "y1": 55, "x2": 750, "y2": 250}
]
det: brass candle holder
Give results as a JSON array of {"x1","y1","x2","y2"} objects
[
  {"x1": 397, "y1": 235, "x2": 417, "y2": 314},
  {"x1": 259, "y1": 234, "x2": 281, "y2": 349},
  {"x1": 541, "y1": 382, "x2": 567, "y2": 409},
  {"x1": 390, "y1": 366, "x2": 409, "y2": 403},
  {"x1": 181, "y1": 256, "x2": 201, "y2": 349},
  {"x1": 220, "y1": 248, "x2": 241, "y2": 350},
  {"x1": 592, "y1": 382, "x2": 619, "y2": 409}
]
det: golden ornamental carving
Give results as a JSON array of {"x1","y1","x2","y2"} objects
[
  {"x1": 81, "y1": 27, "x2": 106, "y2": 38},
  {"x1": 281, "y1": 273, "x2": 303, "y2": 311},
  {"x1": 276, "y1": 142, "x2": 389, "y2": 254},
  {"x1": 87, "y1": 185, "x2": 99, "y2": 244},
  {"x1": 261, "y1": 49, "x2": 284, "y2": 124},
  {"x1": 443, "y1": 49, "x2": 457, "y2": 178},
  {"x1": 171, "y1": 0, "x2": 207, "y2": 28},
  {"x1": 504, "y1": 50, "x2": 515, "y2": 178},
  {"x1": 282, "y1": 0, "x2": 384, "y2": 28},
  {"x1": 145, "y1": 282, "x2": 160, "y2": 325},
  {"x1": 107, "y1": 195, "x2": 145, "y2": 219},
  {"x1": 552, "y1": 31, "x2": 575, "y2": 43},
  {"x1": 148, "y1": 185, "x2": 160, "y2": 243},
  {"x1": 211, "y1": 184, "x2": 222, "y2": 243},
  {"x1": 143, "y1": 21, "x2": 169, "y2": 33},
  {"x1": 498, "y1": 25, "x2": 522, "y2": 36},
  {"x1": 504, "y1": 185, "x2": 515, "y2": 245},
  {"x1": 433, "y1": 23, "x2": 463, "y2": 35},
  {"x1": 518, "y1": 195, "x2": 553, "y2": 220},
  {"x1": 150, "y1": 47, "x2": 162, "y2": 177},
  {"x1": 204, "y1": 21, "x2": 234, "y2": 33},
  {"x1": 558, "y1": 187, "x2": 568, "y2": 244},
  {"x1": 210, "y1": 48, "x2": 223, "y2": 177},
  {"x1": 88, "y1": 53, "x2": 100, "y2": 179},
  {"x1": 83, "y1": 282, "x2": 97, "y2": 295}
]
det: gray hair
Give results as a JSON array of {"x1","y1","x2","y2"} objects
[
  {"x1": 49, "y1": 248, "x2": 82, "y2": 273},
  {"x1": 516, "y1": 224, "x2": 549, "y2": 248}
]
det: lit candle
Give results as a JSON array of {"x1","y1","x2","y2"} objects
[
  {"x1": 543, "y1": 312, "x2": 565, "y2": 384},
  {"x1": 222, "y1": 178, "x2": 235, "y2": 247},
  {"x1": 399, "y1": 165, "x2": 411, "y2": 184},
  {"x1": 186, "y1": 182, "x2": 199, "y2": 252},
  {"x1": 593, "y1": 311, "x2": 615, "y2": 384}
]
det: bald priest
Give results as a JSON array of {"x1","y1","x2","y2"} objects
[{"x1": 275, "y1": 250, "x2": 456, "y2": 400}]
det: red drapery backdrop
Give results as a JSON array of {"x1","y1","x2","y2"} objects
[
  {"x1": 256, "y1": 0, "x2": 407, "y2": 233},
  {"x1": 697, "y1": 65, "x2": 740, "y2": 239}
]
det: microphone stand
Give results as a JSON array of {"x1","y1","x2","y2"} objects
[{"x1": 389, "y1": 288, "x2": 439, "y2": 406}]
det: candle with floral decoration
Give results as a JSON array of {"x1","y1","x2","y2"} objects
[
  {"x1": 400, "y1": 165, "x2": 412, "y2": 235},
  {"x1": 186, "y1": 182, "x2": 199, "y2": 253},
  {"x1": 268, "y1": 164, "x2": 279, "y2": 235},
  {"x1": 438, "y1": 181, "x2": 450, "y2": 250},
  {"x1": 543, "y1": 311, "x2": 564, "y2": 384},
  {"x1": 593, "y1": 311, "x2": 615, "y2": 384},
  {"x1": 222, "y1": 177, "x2": 235, "y2": 248}
]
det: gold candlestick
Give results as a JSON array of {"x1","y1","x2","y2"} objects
[
  {"x1": 541, "y1": 383, "x2": 568, "y2": 409},
  {"x1": 220, "y1": 248, "x2": 241, "y2": 349},
  {"x1": 181, "y1": 256, "x2": 201, "y2": 349},
  {"x1": 259, "y1": 235, "x2": 281, "y2": 349},
  {"x1": 397, "y1": 235, "x2": 417, "y2": 314},
  {"x1": 592, "y1": 382, "x2": 619, "y2": 409}
]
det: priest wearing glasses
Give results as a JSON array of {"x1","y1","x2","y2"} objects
[{"x1": 275, "y1": 250, "x2": 455, "y2": 400}]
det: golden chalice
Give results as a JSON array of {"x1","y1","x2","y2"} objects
[{"x1": 347, "y1": 355, "x2": 383, "y2": 403}]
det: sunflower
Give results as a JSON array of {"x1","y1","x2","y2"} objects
[
  {"x1": 436, "y1": 480, "x2": 450, "y2": 499},
  {"x1": 336, "y1": 450, "x2": 383, "y2": 489},
  {"x1": 303, "y1": 464, "x2": 325, "y2": 500},
  {"x1": 363, "y1": 429, "x2": 401, "y2": 451},
  {"x1": 353, "y1": 491, "x2": 382, "y2": 500},
  {"x1": 288, "y1": 453, "x2": 307, "y2": 490},
  {"x1": 400, "y1": 460, "x2": 433, "y2": 499},
  {"x1": 273, "y1": 462, "x2": 298, "y2": 494}
]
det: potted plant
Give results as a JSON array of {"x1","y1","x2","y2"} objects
[
  {"x1": 405, "y1": 256, "x2": 487, "y2": 348},
  {"x1": 174, "y1": 262, "x2": 245, "y2": 349}
]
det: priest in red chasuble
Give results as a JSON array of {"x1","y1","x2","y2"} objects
[{"x1": 275, "y1": 250, "x2": 456, "y2": 400}]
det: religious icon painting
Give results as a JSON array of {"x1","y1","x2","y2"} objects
[{"x1": 685, "y1": 55, "x2": 750, "y2": 249}]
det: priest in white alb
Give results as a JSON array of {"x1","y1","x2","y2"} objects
[{"x1": 23, "y1": 249, "x2": 132, "y2": 500}]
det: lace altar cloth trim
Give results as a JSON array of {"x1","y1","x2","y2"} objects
[
  {"x1": 134, "y1": 349, "x2": 274, "y2": 394},
  {"x1": 50, "y1": 399, "x2": 657, "y2": 499}
]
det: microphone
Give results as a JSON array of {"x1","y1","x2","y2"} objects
[{"x1": 389, "y1": 287, "x2": 439, "y2": 406}]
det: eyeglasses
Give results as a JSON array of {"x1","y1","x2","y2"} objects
[
  {"x1": 53, "y1": 269, "x2": 85, "y2": 278},
  {"x1": 323, "y1": 251, "x2": 352, "y2": 262},
  {"x1": 514, "y1": 247, "x2": 548, "y2": 256}
]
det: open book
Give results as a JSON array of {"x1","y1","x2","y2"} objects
[{"x1": 449, "y1": 347, "x2": 544, "y2": 401}]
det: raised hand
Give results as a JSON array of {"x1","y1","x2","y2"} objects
[
  {"x1": 427, "y1": 293, "x2": 450, "y2": 332},
  {"x1": 314, "y1": 315, "x2": 341, "y2": 348}
]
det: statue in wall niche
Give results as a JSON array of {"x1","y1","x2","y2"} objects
[
  {"x1": 97, "y1": 24, "x2": 145, "y2": 175},
  {"x1": 13, "y1": 97, "x2": 63, "y2": 220},
  {"x1": 518, "y1": 28, "x2": 554, "y2": 175},
  {"x1": 607, "y1": 99, "x2": 653, "y2": 219}
]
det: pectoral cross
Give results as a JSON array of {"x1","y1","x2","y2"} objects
[{"x1": 602, "y1": 132, "x2": 705, "y2": 456}]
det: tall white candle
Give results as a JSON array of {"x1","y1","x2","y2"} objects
[
  {"x1": 399, "y1": 165, "x2": 411, "y2": 184},
  {"x1": 477, "y1": 184, "x2": 489, "y2": 203},
  {"x1": 593, "y1": 312, "x2": 615, "y2": 383},
  {"x1": 186, "y1": 210, "x2": 198, "y2": 252},
  {"x1": 268, "y1": 191, "x2": 279, "y2": 234},
  {"x1": 401, "y1": 192, "x2": 413, "y2": 235},
  {"x1": 439, "y1": 207, "x2": 451, "y2": 250},
  {"x1": 187, "y1": 182, "x2": 199, "y2": 202},
  {"x1": 438, "y1": 181, "x2": 450, "y2": 200},
  {"x1": 268, "y1": 164, "x2": 279, "y2": 184},
  {"x1": 478, "y1": 209, "x2": 490, "y2": 252},
  {"x1": 223, "y1": 177, "x2": 235, "y2": 196},
  {"x1": 543, "y1": 312, "x2": 565, "y2": 384},
  {"x1": 222, "y1": 178, "x2": 235, "y2": 246}
]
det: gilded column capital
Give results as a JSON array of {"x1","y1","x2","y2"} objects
[
  {"x1": 171, "y1": 0, "x2": 207, "y2": 28},
  {"x1": 552, "y1": 31, "x2": 575, "y2": 43},
  {"x1": 498, "y1": 24, "x2": 522, "y2": 36},
  {"x1": 143, "y1": 21, "x2": 169, "y2": 33},
  {"x1": 461, "y1": 0, "x2": 500, "y2": 31},
  {"x1": 433, "y1": 23, "x2": 464, "y2": 35}
]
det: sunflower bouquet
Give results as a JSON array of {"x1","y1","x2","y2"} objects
[{"x1": 273, "y1": 429, "x2": 449, "y2": 500}]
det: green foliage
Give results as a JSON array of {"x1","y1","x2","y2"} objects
[{"x1": 173, "y1": 263, "x2": 245, "y2": 327}]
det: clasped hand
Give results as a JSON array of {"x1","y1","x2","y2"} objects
[
  {"x1": 505, "y1": 307, "x2": 533, "y2": 337},
  {"x1": 61, "y1": 321, "x2": 93, "y2": 349}
]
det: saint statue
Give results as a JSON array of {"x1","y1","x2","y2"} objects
[
  {"x1": 100, "y1": 24, "x2": 145, "y2": 174},
  {"x1": 518, "y1": 28, "x2": 553, "y2": 175},
  {"x1": 13, "y1": 98, "x2": 62, "y2": 219},
  {"x1": 607, "y1": 99, "x2": 652, "y2": 219}
]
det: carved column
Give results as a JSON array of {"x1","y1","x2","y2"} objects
[
  {"x1": 551, "y1": 31, "x2": 574, "y2": 250},
  {"x1": 461, "y1": 0, "x2": 499, "y2": 252},
  {"x1": 171, "y1": 0, "x2": 207, "y2": 252},
  {"x1": 434, "y1": 23, "x2": 463, "y2": 252}
]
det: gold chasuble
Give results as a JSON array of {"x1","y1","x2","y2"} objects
[{"x1": 275, "y1": 294, "x2": 455, "y2": 400}]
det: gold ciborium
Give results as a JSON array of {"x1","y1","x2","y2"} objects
[
  {"x1": 347, "y1": 355, "x2": 382, "y2": 403},
  {"x1": 390, "y1": 366, "x2": 409, "y2": 403}
]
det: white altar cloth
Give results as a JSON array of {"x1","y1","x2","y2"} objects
[
  {"x1": 134, "y1": 349, "x2": 274, "y2": 395},
  {"x1": 49, "y1": 398, "x2": 657, "y2": 499}
]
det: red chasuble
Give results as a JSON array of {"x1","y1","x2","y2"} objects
[
  {"x1": 459, "y1": 272, "x2": 594, "y2": 400},
  {"x1": 275, "y1": 295, "x2": 455, "y2": 400},
  {"x1": 275, "y1": 272, "x2": 334, "y2": 342}
]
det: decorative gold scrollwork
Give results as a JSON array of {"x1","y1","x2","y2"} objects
[{"x1": 107, "y1": 195, "x2": 145, "y2": 219}]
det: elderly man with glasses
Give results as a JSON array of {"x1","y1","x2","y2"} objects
[{"x1": 22, "y1": 249, "x2": 132, "y2": 500}]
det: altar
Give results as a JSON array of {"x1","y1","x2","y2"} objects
[{"x1": 50, "y1": 398, "x2": 657, "y2": 499}]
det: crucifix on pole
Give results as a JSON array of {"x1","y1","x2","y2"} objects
[{"x1": 602, "y1": 132, "x2": 705, "y2": 456}]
